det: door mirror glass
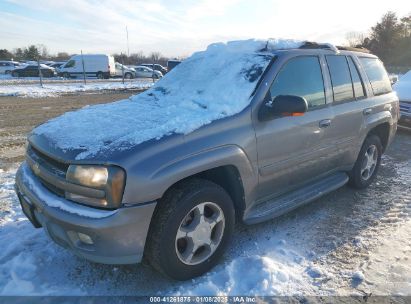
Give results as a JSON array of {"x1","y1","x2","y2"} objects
[{"x1": 259, "y1": 95, "x2": 308, "y2": 121}]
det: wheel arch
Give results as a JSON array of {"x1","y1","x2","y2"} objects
[{"x1": 367, "y1": 122, "x2": 391, "y2": 152}]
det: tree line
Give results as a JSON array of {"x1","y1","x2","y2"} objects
[
  {"x1": 346, "y1": 11, "x2": 410, "y2": 70},
  {"x1": 0, "y1": 44, "x2": 173, "y2": 67},
  {"x1": 0, "y1": 11, "x2": 409, "y2": 69}
]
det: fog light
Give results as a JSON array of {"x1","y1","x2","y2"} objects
[{"x1": 78, "y1": 232, "x2": 93, "y2": 245}]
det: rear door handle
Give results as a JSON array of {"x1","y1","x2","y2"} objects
[
  {"x1": 319, "y1": 119, "x2": 332, "y2": 128},
  {"x1": 363, "y1": 108, "x2": 372, "y2": 115}
]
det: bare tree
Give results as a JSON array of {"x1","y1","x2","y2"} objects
[
  {"x1": 150, "y1": 51, "x2": 162, "y2": 62},
  {"x1": 345, "y1": 31, "x2": 366, "y2": 47}
]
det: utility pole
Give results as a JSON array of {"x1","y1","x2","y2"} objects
[
  {"x1": 126, "y1": 26, "x2": 130, "y2": 57},
  {"x1": 81, "y1": 50, "x2": 86, "y2": 85}
]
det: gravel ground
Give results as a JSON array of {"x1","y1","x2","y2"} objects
[{"x1": 0, "y1": 93, "x2": 134, "y2": 168}]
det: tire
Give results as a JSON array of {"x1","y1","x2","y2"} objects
[
  {"x1": 124, "y1": 72, "x2": 132, "y2": 79},
  {"x1": 11, "y1": 71, "x2": 19, "y2": 77},
  {"x1": 348, "y1": 135, "x2": 382, "y2": 189},
  {"x1": 153, "y1": 74, "x2": 159, "y2": 79},
  {"x1": 63, "y1": 72, "x2": 70, "y2": 79},
  {"x1": 96, "y1": 72, "x2": 104, "y2": 79},
  {"x1": 145, "y1": 178, "x2": 235, "y2": 280}
]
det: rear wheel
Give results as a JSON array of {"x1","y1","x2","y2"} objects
[
  {"x1": 63, "y1": 72, "x2": 70, "y2": 79},
  {"x1": 11, "y1": 71, "x2": 19, "y2": 77},
  {"x1": 145, "y1": 179, "x2": 235, "y2": 280},
  {"x1": 124, "y1": 72, "x2": 132, "y2": 79},
  {"x1": 349, "y1": 135, "x2": 382, "y2": 189},
  {"x1": 96, "y1": 72, "x2": 104, "y2": 79}
]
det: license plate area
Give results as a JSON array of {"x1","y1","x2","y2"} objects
[{"x1": 18, "y1": 192, "x2": 42, "y2": 228}]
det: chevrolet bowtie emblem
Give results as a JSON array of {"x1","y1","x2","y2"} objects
[{"x1": 32, "y1": 162, "x2": 40, "y2": 175}]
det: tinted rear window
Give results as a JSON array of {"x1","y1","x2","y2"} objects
[
  {"x1": 326, "y1": 55, "x2": 354, "y2": 103},
  {"x1": 347, "y1": 57, "x2": 365, "y2": 99},
  {"x1": 359, "y1": 57, "x2": 392, "y2": 96}
]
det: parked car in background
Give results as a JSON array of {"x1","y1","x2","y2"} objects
[
  {"x1": 15, "y1": 39, "x2": 398, "y2": 280},
  {"x1": 140, "y1": 63, "x2": 167, "y2": 75},
  {"x1": 393, "y1": 70, "x2": 411, "y2": 130},
  {"x1": 11, "y1": 64, "x2": 56, "y2": 78},
  {"x1": 49, "y1": 62, "x2": 67, "y2": 70},
  {"x1": 129, "y1": 65, "x2": 162, "y2": 78},
  {"x1": 0, "y1": 61, "x2": 20, "y2": 74},
  {"x1": 167, "y1": 60, "x2": 181, "y2": 72},
  {"x1": 114, "y1": 63, "x2": 136, "y2": 79},
  {"x1": 58, "y1": 54, "x2": 115, "y2": 79}
]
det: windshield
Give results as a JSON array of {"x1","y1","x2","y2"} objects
[{"x1": 141, "y1": 46, "x2": 274, "y2": 114}]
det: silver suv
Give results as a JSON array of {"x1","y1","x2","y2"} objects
[{"x1": 15, "y1": 40, "x2": 399, "y2": 280}]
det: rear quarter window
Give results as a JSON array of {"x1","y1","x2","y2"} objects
[{"x1": 359, "y1": 57, "x2": 392, "y2": 96}]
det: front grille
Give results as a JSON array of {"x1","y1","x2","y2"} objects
[
  {"x1": 400, "y1": 101, "x2": 411, "y2": 113},
  {"x1": 27, "y1": 145, "x2": 68, "y2": 197}
]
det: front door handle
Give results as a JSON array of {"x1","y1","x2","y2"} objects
[
  {"x1": 319, "y1": 119, "x2": 332, "y2": 128},
  {"x1": 363, "y1": 108, "x2": 372, "y2": 115}
]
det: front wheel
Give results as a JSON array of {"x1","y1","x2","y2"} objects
[
  {"x1": 348, "y1": 135, "x2": 382, "y2": 189},
  {"x1": 145, "y1": 179, "x2": 235, "y2": 280},
  {"x1": 11, "y1": 71, "x2": 19, "y2": 77}
]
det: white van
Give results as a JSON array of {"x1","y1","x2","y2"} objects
[{"x1": 58, "y1": 54, "x2": 115, "y2": 79}]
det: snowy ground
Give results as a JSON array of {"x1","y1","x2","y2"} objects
[
  {"x1": 0, "y1": 132, "x2": 410, "y2": 297},
  {"x1": 0, "y1": 79, "x2": 153, "y2": 98}
]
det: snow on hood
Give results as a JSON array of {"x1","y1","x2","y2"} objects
[
  {"x1": 393, "y1": 70, "x2": 411, "y2": 101},
  {"x1": 33, "y1": 38, "x2": 303, "y2": 160}
]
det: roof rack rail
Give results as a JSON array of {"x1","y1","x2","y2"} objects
[
  {"x1": 299, "y1": 41, "x2": 370, "y2": 54},
  {"x1": 335, "y1": 46, "x2": 370, "y2": 53},
  {"x1": 299, "y1": 41, "x2": 339, "y2": 53}
]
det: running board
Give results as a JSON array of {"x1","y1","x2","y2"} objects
[{"x1": 243, "y1": 172, "x2": 349, "y2": 225}]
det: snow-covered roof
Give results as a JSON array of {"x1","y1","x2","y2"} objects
[{"x1": 33, "y1": 39, "x2": 304, "y2": 160}]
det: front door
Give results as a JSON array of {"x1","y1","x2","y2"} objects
[{"x1": 254, "y1": 55, "x2": 335, "y2": 201}]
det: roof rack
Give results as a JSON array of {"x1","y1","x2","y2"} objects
[
  {"x1": 335, "y1": 45, "x2": 370, "y2": 53},
  {"x1": 299, "y1": 41, "x2": 339, "y2": 53},
  {"x1": 299, "y1": 41, "x2": 370, "y2": 54}
]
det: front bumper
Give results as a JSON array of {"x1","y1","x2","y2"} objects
[
  {"x1": 399, "y1": 111, "x2": 411, "y2": 128},
  {"x1": 399, "y1": 101, "x2": 411, "y2": 129},
  {"x1": 15, "y1": 162, "x2": 156, "y2": 264}
]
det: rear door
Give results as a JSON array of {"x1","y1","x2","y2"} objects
[
  {"x1": 254, "y1": 55, "x2": 335, "y2": 201},
  {"x1": 322, "y1": 54, "x2": 367, "y2": 169}
]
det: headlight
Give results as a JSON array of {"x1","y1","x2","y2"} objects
[{"x1": 66, "y1": 165, "x2": 126, "y2": 209}]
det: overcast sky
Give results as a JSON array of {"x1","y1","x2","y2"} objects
[{"x1": 0, "y1": 0, "x2": 409, "y2": 58}]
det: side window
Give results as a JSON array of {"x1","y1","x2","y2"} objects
[
  {"x1": 359, "y1": 57, "x2": 392, "y2": 96},
  {"x1": 326, "y1": 55, "x2": 354, "y2": 103},
  {"x1": 65, "y1": 60, "x2": 75, "y2": 68},
  {"x1": 347, "y1": 57, "x2": 365, "y2": 99},
  {"x1": 269, "y1": 56, "x2": 326, "y2": 109}
]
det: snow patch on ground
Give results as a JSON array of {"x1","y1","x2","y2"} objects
[
  {"x1": 0, "y1": 139, "x2": 410, "y2": 296},
  {"x1": 0, "y1": 80, "x2": 152, "y2": 98}
]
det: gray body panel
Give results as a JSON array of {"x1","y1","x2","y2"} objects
[{"x1": 16, "y1": 48, "x2": 399, "y2": 264}]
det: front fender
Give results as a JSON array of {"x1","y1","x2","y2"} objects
[{"x1": 123, "y1": 145, "x2": 256, "y2": 205}]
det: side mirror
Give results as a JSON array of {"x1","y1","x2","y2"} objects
[{"x1": 259, "y1": 95, "x2": 308, "y2": 121}]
